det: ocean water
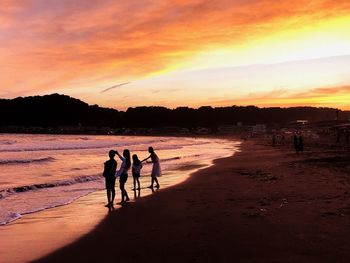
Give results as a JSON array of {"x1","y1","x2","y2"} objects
[{"x1": 0, "y1": 134, "x2": 239, "y2": 225}]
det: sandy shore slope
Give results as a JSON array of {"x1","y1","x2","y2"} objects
[{"x1": 36, "y1": 139, "x2": 350, "y2": 263}]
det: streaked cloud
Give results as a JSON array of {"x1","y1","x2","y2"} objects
[
  {"x1": 0, "y1": 0, "x2": 350, "y2": 108},
  {"x1": 295, "y1": 85, "x2": 350, "y2": 97},
  {"x1": 100, "y1": 82, "x2": 130, "y2": 93}
]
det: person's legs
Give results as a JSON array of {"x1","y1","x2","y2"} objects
[
  {"x1": 119, "y1": 181, "x2": 125, "y2": 203},
  {"x1": 136, "y1": 177, "x2": 140, "y2": 189},
  {"x1": 148, "y1": 176, "x2": 154, "y2": 188},
  {"x1": 111, "y1": 188, "x2": 115, "y2": 203},
  {"x1": 154, "y1": 177, "x2": 159, "y2": 188},
  {"x1": 119, "y1": 175, "x2": 129, "y2": 203},
  {"x1": 106, "y1": 179, "x2": 112, "y2": 205},
  {"x1": 111, "y1": 178, "x2": 116, "y2": 203},
  {"x1": 106, "y1": 188, "x2": 111, "y2": 204},
  {"x1": 133, "y1": 177, "x2": 136, "y2": 190},
  {"x1": 124, "y1": 178, "x2": 129, "y2": 201},
  {"x1": 124, "y1": 189, "x2": 129, "y2": 201}
]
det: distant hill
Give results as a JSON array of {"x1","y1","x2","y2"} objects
[
  {"x1": 0, "y1": 94, "x2": 120, "y2": 127},
  {"x1": 0, "y1": 94, "x2": 349, "y2": 131}
]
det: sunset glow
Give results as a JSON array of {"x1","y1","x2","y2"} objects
[{"x1": 1, "y1": 0, "x2": 350, "y2": 109}]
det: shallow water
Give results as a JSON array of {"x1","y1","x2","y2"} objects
[
  {"x1": 0, "y1": 134, "x2": 238, "y2": 225},
  {"x1": 0, "y1": 135, "x2": 240, "y2": 263}
]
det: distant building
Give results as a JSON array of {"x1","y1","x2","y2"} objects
[
  {"x1": 334, "y1": 123, "x2": 350, "y2": 132},
  {"x1": 252, "y1": 124, "x2": 266, "y2": 134},
  {"x1": 296, "y1": 120, "x2": 308, "y2": 125},
  {"x1": 218, "y1": 125, "x2": 238, "y2": 134},
  {"x1": 148, "y1": 126, "x2": 190, "y2": 135},
  {"x1": 289, "y1": 120, "x2": 308, "y2": 126},
  {"x1": 305, "y1": 120, "x2": 349, "y2": 134},
  {"x1": 195, "y1": 127, "x2": 211, "y2": 134}
]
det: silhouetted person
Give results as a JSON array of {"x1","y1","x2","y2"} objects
[
  {"x1": 103, "y1": 150, "x2": 117, "y2": 207},
  {"x1": 272, "y1": 134, "x2": 276, "y2": 145},
  {"x1": 298, "y1": 135, "x2": 304, "y2": 153},
  {"x1": 142, "y1": 147, "x2": 161, "y2": 189},
  {"x1": 116, "y1": 149, "x2": 131, "y2": 205},
  {"x1": 132, "y1": 154, "x2": 142, "y2": 190},
  {"x1": 293, "y1": 134, "x2": 299, "y2": 153}
]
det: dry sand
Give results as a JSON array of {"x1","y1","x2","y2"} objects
[{"x1": 36, "y1": 138, "x2": 350, "y2": 263}]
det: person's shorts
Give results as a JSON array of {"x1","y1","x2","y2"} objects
[
  {"x1": 119, "y1": 173, "x2": 128, "y2": 184},
  {"x1": 105, "y1": 177, "x2": 116, "y2": 190}
]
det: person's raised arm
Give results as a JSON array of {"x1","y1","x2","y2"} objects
[
  {"x1": 141, "y1": 155, "x2": 151, "y2": 163},
  {"x1": 115, "y1": 151, "x2": 124, "y2": 161}
]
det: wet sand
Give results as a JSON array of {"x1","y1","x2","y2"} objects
[
  {"x1": 0, "y1": 190, "x2": 108, "y2": 263},
  {"x1": 0, "y1": 155, "x2": 228, "y2": 263},
  {"x1": 35, "y1": 138, "x2": 350, "y2": 263}
]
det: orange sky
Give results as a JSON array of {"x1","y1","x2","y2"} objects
[{"x1": 0, "y1": 0, "x2": 350, "y2": 109}]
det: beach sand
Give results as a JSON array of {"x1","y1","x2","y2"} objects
[
  {"x1": 0, "y1": 139, "x2": 235, "y2": 263},
  {"x1": 0, "y1": 165, "x2": 214, "y2": 263},
  {"x1": 32, "y1": 138, "x2": 350, "y2": 262}
]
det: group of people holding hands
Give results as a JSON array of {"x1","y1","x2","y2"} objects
[{"x1": 102, "y1": 146, "x2": 161, "y2": 207}]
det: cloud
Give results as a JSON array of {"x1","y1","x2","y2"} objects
[
  {"x1": 100, "y1": 82, "x2": 130, "y2": 93},
  {"x1": 293, "y1": 85, "x2": 350, "y2": 98},
  {"x1": 206, "y1": 85, "x2": 350, "y2": 109},
  {"x1": 0, "y1": 0, "x2": 350, "y2": 108}
]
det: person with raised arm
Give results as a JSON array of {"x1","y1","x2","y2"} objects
[
  {"x1": 142, "y1": 147, "x2": 161, "y2": 189},
  {"x1": 115, "y1": 149, "x2": 131, "y2": 205}
]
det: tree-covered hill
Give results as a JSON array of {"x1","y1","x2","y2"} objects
[{"x1": 0, "y1": 94, "x2": 348, "y2": 129}]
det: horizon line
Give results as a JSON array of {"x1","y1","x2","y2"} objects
[{"x1": 0, "y1": 93, "x2": 347, "y2": 112}]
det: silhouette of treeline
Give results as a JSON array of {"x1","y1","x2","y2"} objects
[
  {"x1": 0, "y1": 94, "x2": 348, "y2": 130},
  {"x1": 0, "y1": 94, "x2": 120, "y2": 127}
]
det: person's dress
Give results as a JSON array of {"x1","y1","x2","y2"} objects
[
  {"x1": 151, "y1": 155, "x2": 161, "y2": 177},
  {"x1": 132, "y1": 163, "x2": 142, "y2": 177}
]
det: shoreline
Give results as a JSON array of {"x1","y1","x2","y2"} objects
[
  {"x1": 0, "y1": 135, "x2": 237, "y2": 228},
  {"x1": 0, "y1": 138, "x2": 239, "y2": 263},
  {"x1": 36, "y1": 138, "x2": 350, "y2": 263}
]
